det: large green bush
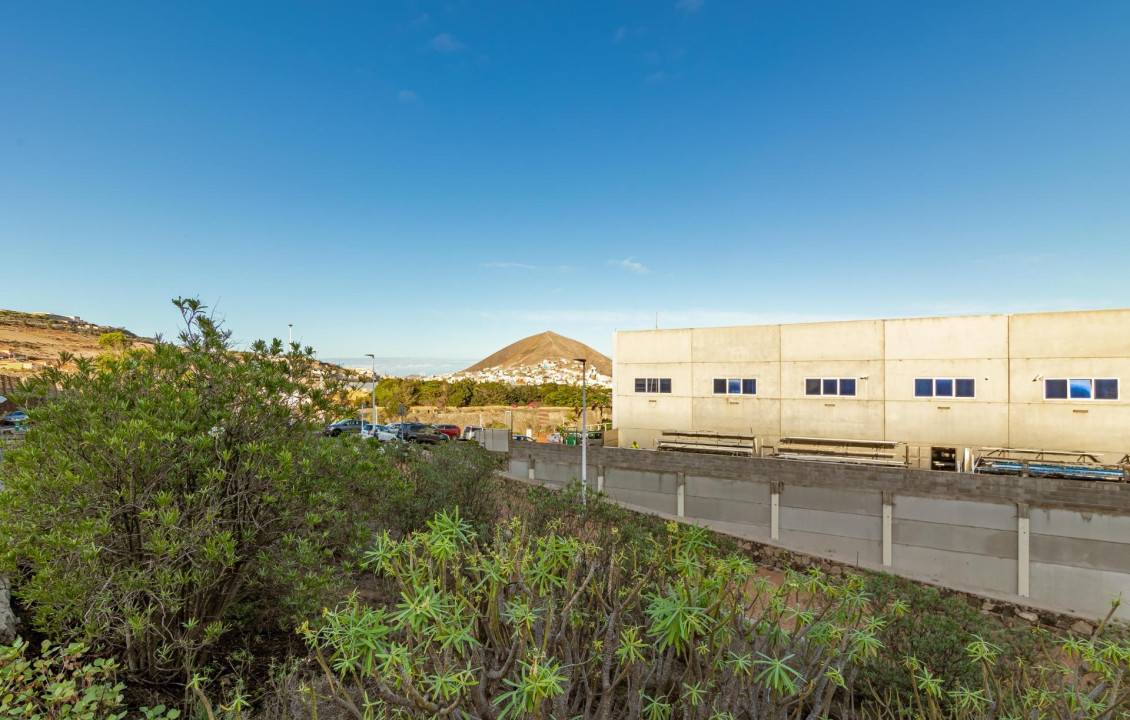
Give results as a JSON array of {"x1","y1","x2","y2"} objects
[{"x1": 0, "y1": 299, "x2": 389, "y2": 684}]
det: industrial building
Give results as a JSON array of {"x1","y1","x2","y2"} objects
[{"x1": 611, "y1": 309, "x2": 1130, "y2": 475}]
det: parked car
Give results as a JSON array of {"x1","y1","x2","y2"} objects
[
  {"x1": 461, "y1": 425, "x2": 485, "y2": 441},
  {"x1": 324, "y1": 418, "x2": 366, "y2": 437},
  {"x1": 394, "y1": 422, "x2": 430, "y2": 442},
  {"x1": 435, "y1": 424, "x2": 461, "y2": 441},
  {"x1": 513, "y1": 434, "x2": 534, "y2": 443},
  {"x1": 362, "y1": 423, "x2": 397, "y2": 442},
  {"x1": 412, "y1": 426, "x2": 447, "y2": 445}
]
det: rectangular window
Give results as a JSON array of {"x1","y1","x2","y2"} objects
[
  {"x1": 646, "y1": 378, "x2": 659, "y2": 393},
  {"x1": 807, "y1": 377, "x2": 858, "y2": 397},
  {"x1": 1069, "y1": 378, "x2": 1092, "y2": 399},
  {"x1": 934, "y1": 378, "x2": 953, "y2": 397},
  {"x1": 634, "y1": 378, "x2": 646, "y2": 393},
  {"x1": 1095, "y1": 378, "x2": 1119, "y2": 400},
  {"x1": 742, "y1": 378, "x2": 756, "y2": 395},
  {"x1": 914, "y1": 378, "x2": 933, "y2": 397},
  {"x1": 955, "y1": 378, "x2": 975, "y2": 398},
  {"x1": 726, "y1": 378, "x2": 740, "y2": 394},
  {"x1": 1045, "y1": 379, "x2": 1068, "y2": 399},
  {"x1": 659, "y1": 378, "x2": 672, "y2": 394},
  {"x1": 713, "y1": 378, "x2": 726, "y2": 394}
]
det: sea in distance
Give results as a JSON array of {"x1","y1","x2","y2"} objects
[{"x1": 322, "y1": 357, "x2": 478, "y2": 378}]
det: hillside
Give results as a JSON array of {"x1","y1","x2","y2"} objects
[
  {"x1": 463, "y1": 331, "x2": 611, "y2": 376},
  {"x1": 0, "y1": 309, "x2": 152, "y2": 373}
]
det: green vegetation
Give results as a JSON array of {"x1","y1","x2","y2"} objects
[
  {"x1": 360, "y1": 376, "x2": 611, "y2": 416},
  {"x1": 2, "y1": 297, "x2": 1128, "y2": 719},
  {"x1": 0, "y1": 298, "x2": 387, "y2": 683}
]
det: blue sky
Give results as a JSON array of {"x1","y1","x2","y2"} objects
[{"x1": 2, "y1": 1, "x2": 1128, "y2": 361}]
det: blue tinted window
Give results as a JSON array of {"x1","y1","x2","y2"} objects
[
  {"x1": 728, "y1": 378, "x2": 741, "y2": 394},
  {"x1": 1095, "y1": 379, "x2": 1119, "y2": 400},
  {"x1": 822, "y1": 378, "x2": 838, "y2": 395},
  {"x1": 914, "y1": 379, "x2": 933, "y2": 397},
  {"x1": 713, "y1": 378, "x2": 726, "y2": 394},
  {"x1": 1045, "y1": 379, "x2": 1067, "y2": 399},
  {"x1": 659, "y1": 378, "x2": 671, "y2": 393},
  {"x1": 1069, "y1": 379, "x2": 1092, "y2": 399},
  {"x1": 805, "y1": 379, "x2": 821, "y2": 395},
  {"x1": 634, "y1": 378, "x2": 646, "y2": 392},
  {"x1": 935, "y1": 378, "x2": 953, "y2": 397},
  {"x1": 955, "y1": 379, "x2": 975, "y2": 397},
  {"x1": 742, "y1": 378, "x2": 756, "y2": 395},
  {"x1": 839, "y1": 378, "x2": 856, "y2": 396}
]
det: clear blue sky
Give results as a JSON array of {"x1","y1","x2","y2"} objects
[{"x1": 2, "y1": 1, "x2": 1128, "y2": 360}]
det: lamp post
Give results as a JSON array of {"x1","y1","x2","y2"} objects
[
  {"x1": 288, "y1": 323, "x2": 293, "y2": 346},
  {"x1": 364, "y1": 353, "x2": 376, "y2": 430},
  {"x1": 574, "y1": 357, "x2": 588, "y2": 505}
]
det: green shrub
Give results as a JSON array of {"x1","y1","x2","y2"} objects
[
  {"x1": 0, "y1": 298, "x2": 389, "y2": 684},
  {"x1": 378, "y1": 441, "x2": 501, "y2": 538},
  {"x1": 0, "y1": 636, "x2": 178, "y2": 720},
  {"x1": 300, "y1": 510, "x2": 889, "y2": 719}
]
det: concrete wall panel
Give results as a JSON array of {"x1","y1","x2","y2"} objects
[
  {"x1": 1009, "y1": 310, "x2": 1130, "y2": 360},
  {"x1": 686, "y1": 475, "x2": 770, "y2": 504},
  {"x1": 1031, "y1": 508, "x2": 1130, "y2": 544},
  {"x1": 892, "y1": 544, "x2": 1017, "y2": 595},
  {"x1": 894, "y1": 519, "x2": 1017, "y2": 558},
  {"x1": 893, "y1": 496, "x2": 1016, "y2": 531},
  {"x1": 1031, "y1": 562, "x2": 1130, "y2": 620},
  {"x1": 779, "y1": 529, "x2": 881, "y2": 564},
  {"x1": 686, "y1": 495, "x2": 771, "y2": 526},
  {"x1": 885, "y1": 315, "x2": 1008, "y2": 360},
  {"x1": 1031, "y1": 535, "x2": 1130, "y2": 574},
  {"x1": 781, "y1": 320, "x2": 884, "y2": 361},
  {"x1": 780, "y1": 485, "x2": 881, "y2": 515},
  {"x1": 697, "y1": 518, "x2": 771, "y2": 541},
  {"x1": 604, "y1": 467, "x2": 679, "y2": 495},
  {"x1": 691, "y1": 326, "x2": 781, "y2": 363},
  {"x1": 779, "y1": 507, "x2": 881, "y2": 541},
  {"x1": 602, "y1": 487, "x2": 677, "y2": 515}
]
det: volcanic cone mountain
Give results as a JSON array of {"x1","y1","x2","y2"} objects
[{"x1": 463, "y1": 331, "x2": 611, "y2": 376}]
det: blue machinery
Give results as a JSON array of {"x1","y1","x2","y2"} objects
[{"x1": 974, "y1": 447, "x2": 1130, "y2": 482}]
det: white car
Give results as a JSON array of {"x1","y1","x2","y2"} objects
[{"x1": 362, "y1": 423, "x2": 397, "y2": 442}]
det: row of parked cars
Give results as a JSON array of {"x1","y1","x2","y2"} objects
[{"x1": 323, "y1": 418, "x2": 486, "y2": 445}]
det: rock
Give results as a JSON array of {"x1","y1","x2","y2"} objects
[
  {"x1": 0, "y1": 578, "x2": 16, "y2": 644},
  {"x1": 1070, "y1": 619, "x2": 1094, "y2": 637},
  {"x1": 829, "y1": 566, "x2": 844, "y2": 576},
  {"x1": 1015, "y1": 610, "x2": 1039, "y2": 623},
  {"x1": 981, "y1": 601, "x2": 996, "y2": 612}
]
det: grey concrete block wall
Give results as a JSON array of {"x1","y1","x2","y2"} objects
[
  {"x1": 506, "y1": 444, "x2": 1130, "y2": 620},
  {"x1": 604, "y1": 467, "x2": 678, "y2": 515},
  {"x1": 684, "y1": 475, "x2": 771, "y2": 539}
]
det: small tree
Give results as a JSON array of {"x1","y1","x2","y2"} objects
[{"x1": 0, "y1": 298, "x2": 389, "y2": 684}]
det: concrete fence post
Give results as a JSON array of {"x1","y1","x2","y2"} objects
[
  {"x1": 528, "y1": 456, "x2": 536, "y2": 482},
  {"x1": 881, "y1": 491, "x2": 894, "y2": 567},
  {"x1": 1017, "y1": 503, "x2": 1031, "y2": 597},
  {"x1": 597, "y1": 465, "x2": 605, "y2": 493},
  {"x1": 770, "y1": 480, "x2": 782, "y2": 540},
  {"x1": 677, "y1": 473, "x2": 686, "y2": 517}
]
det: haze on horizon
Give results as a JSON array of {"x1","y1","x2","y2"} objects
[{"x1": 2, "y1": 1, "x2": 1128, "y2": 359}]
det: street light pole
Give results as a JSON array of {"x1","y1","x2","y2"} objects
[
  {"x1": 574, "y1": 357, "x2": 588, "y2": 505},
  {"x1": 288, "y1": 323, "x2": 293, "y2": 346},
  {"x1": 364, "y1": 353, "x2": 376, "y2": 430}
]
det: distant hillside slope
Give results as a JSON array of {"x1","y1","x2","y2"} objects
[
  {"x1": 0, "y1": 309, "x2": 151, "y2": 369},
  {"x1": 464, "y1": 331, "x2": 611, "y2": 376}
]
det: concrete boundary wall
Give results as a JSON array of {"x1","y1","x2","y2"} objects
[{"x1": 508, "y1": 444, "x2": 1130, "y2": 620}]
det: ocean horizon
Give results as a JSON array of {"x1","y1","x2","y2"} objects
[{"x1": 321, "y1": 357, "x2": 478, "y2": 377}]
